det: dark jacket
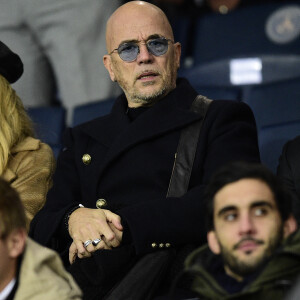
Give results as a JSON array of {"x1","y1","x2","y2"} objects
[
  {"x1": 30, "y1": 78, "x2": 259, "y2": 255},
  {"x1": 184, "y1": 230, "x2": 300, "y2": 300},
  {"x1": 277, "y1": 135, "x2": 300, "y2": 223}
]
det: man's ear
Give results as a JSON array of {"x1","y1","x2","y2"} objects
[
  {"x1": 283, "y1": 215, "x2": 297, "y2": 238},
  {"x1": 6, "y1": 228, "x2": 27, "y2": 258},
  {"x1": 103, "y1": 55, "x2": 116, "y2": 82},
  {"x1": 207, "y1": 231, "x2": 221, "y2": 254},
  {"x1": 174, "y1": 42, "x2": 181, "y2": 70}
]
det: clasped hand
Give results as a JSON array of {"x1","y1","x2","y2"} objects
[{"x1": 68, "y1": 207, "x2": 123, "y2": 264}]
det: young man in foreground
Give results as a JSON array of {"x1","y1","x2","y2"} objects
[{"x1": 184, "y1": 162, "x2": 300, "y2": 299}]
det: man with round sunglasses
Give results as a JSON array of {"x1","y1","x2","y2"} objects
[
  {"x1": 30, "y1": 1, "x2": 260, "y2": 298},
  {"x1": 109, "y1": 37, "x2": 173, "y2": 62}
]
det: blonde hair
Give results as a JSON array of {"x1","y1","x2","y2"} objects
[{"x1": 0, "y1": 75, "x2": 34, "y2": 174}]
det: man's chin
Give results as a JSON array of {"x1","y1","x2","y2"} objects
[
  {"x1": 137, "y1": 83, "x2": 163, "y2": 94},
  {"x1": 235, "y1": 248, "x2": 264, "y2": 265},
  {"x1": 133, "y1": 88, "x2": 166, "y2": 103},
  {"x1": 231, "y1": 254, "x2": 266, "y2": 275}
]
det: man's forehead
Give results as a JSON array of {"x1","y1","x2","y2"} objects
[
  {"x1": 216, "y1": 200, "x2": 276, "y2": 214},
  {"x1": 111, "y1": 31, "x2": 165, "y2": 45},
  {"x1": 109, "y1": 19, "x2": 171, "y2": 41},
  {"x1": 213, "y1": 178, "x2": 277, "y2": 213}
]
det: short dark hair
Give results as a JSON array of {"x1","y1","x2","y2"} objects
[
  {"x1": 205, "y1": 161, "x2": 293, "y2": 231},
  {"x1": 0, "y1": 178, "x2": 26, "y2": 239}
]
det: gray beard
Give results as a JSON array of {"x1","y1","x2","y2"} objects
[{"x1": 129, "y1": 84, "x2": 167, "y2": 106}]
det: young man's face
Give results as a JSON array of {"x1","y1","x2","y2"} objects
[
  {"x1": 207, "y1": 178, "x2": 294, "y2": 281},
  {"x1": 0, "y1": 229, "x2": 26, "y2": 292},
  {"x1": 0, "y1": 235, "x2": 16, "y2": 292}
]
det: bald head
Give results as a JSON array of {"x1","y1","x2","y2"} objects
[{"x1": 105, "y1": 1, "x2": 174, "y2": 53}]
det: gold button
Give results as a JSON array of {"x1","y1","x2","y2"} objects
[
  {"x1": 82, "y1": 154, "x2": 91, "y2": 165},
  {"x1": 96, "y1": 198, "x2": 107, "y2": 209},
  {"x1": 166, "y1": 243, "x2": 171, "y2": 248},
  {"x1": 159, "y1": 243, "x2": 164, "y2": 248},
  {"x1": 151, "y1": 243, "x2": 157, "y2": 248}
]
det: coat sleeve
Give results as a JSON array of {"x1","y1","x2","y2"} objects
[
  {"x1": 29, "y1": 129, "x2": 82, "y2": 248},
  {"x1": 10, "y1": 142, "x2": 55, "y2": 229},
  {"x1": 277, "y1": 136, "x2": 300, "y2": 223},
  {"x1": 117, "y1": 101, "x2": 261, "y2": 254}
]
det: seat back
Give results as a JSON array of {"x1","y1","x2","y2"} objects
[
  {"x1": 27, "y1": 106, "x2": 66, "y2": 158},
  {"x1": 193, "y1": 2, "x2": 300, "y2": 65},
  {"x1": 171, "y1": 15, "x2": 191, "y2": 64},
  {"x1": 72, "y1": 98, "x2": 115, "y2": 127},
  {"x1": 243, "y1": 77, "x2": 300, "y2": 172}
]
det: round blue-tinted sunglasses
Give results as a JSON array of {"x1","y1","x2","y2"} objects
[{"x1": 110, "y1": 37, "x2": 174, "y2": 62}]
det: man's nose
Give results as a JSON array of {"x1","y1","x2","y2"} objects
[
  {"x1": 136, "y1": 43, "x2": 153, "y2": 64},
  {"x1": 239, "y1": 213, "x2": 256, "y2": 235}
]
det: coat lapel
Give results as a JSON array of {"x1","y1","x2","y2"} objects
[{"x1": 80, "y1": 78, "x2": 204, "y2": 183}]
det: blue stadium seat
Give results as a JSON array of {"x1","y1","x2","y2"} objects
[
  {"x1": 171, "y1": 15, "x2": 191, "y2": 64},
  {"x1": 181, "y1": 55, "x2": 300, "y2": 88},
  {"x1": 192, "y1": 2, "x2": 300, "y2": 65},
  {"x1": 181, "y1": 1, "x2": 300, "y2": 102},
  {"x1": 179, "y1": 61, "x2": 242, "y2": 100},
  {"x1": 194, "y1": 86, "x2": 241, "y2": 101},
  {"x1": 243, "y1": 76, "x2": 300, "y2": 173},
  {"x1": 72, "y1": 98, "x2": 114, "y2": 127},
  {"x1": 27, "y1": 106, "x2": 66, "y2": 158},
  {"x1": 259, "y1": 123, "x2": 300, "y2": 173}
]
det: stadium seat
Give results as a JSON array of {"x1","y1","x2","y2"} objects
[
  {"x1": 171, "y1": 15, "x2": 191, "y2": 64},
  {"x1": 180, "y1": 1, "x2": 300, "y2": 102},
  {"x1": 243, "y1": 76, "x2": 300, "y2": 172},
  {"x1": 72, "y1": 98, "x2": 115, "y2": 127},
  {"x1": 179, "y1": 61, "x2": 242, "y2": 100},
  {"x1": 192, "y1": 2, "x2": 300, "y2": 65},
  {"x1": 27, "y1": 106, "x2": 66, "y2": 158}
]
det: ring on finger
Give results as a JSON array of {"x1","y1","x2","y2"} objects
[
  {"x1": 83, "y1": 239, "x2": 93, "y2": 248},
  {"x1": 92, "y1": 238, "x2": 102, "y2": 246}
]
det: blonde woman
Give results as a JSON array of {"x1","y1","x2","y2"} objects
[{"x1": 0, "y1": 41, "x2": 55, "y2": 228}]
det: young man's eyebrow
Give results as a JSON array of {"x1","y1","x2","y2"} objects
[
  {"x1": 217, "y1": 201, "x2": 275, "y2": 218},
  {"x1": 217, "y1": 205, "x2": 237, "y2": 217},
  {"x1": 250, "y1": 201, "x2": 275, "y2": 209}
]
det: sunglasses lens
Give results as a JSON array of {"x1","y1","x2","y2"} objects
[
  {"x1": 147, "y1": 38, "x2": 169, "y2": 56},
  {"x1": 117, "y1": 38, "x2": 170, "y2": 61},
  {"x1": 118, "y1": 43, "x2": 139, "y2": 62}
]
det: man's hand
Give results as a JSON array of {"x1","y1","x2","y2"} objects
[
  {"x1": 68, "y1": 207, "x2": 123, "y2": 263},
  {"x1": 102, "y1": 222, "x2": 124, "y2": 248}
]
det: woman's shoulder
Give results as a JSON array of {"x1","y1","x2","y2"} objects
[
  {"x1": 11, "y1": 136, "x2": 40, "y2": 152},
  {"x1": 12, "y1": 136, "x2": 54, "y2": 162}
]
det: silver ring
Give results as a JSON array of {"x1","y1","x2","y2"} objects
[
  {"x1": 92, "y1": 238, "x2": 102, "y2": 246},
  {"x1": 83, "y1": 240, "x2": 92, "y2": 248}
]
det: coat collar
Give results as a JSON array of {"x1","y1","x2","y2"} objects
[
  {"x1": 11, "y1": 137, "x2": 40, "y2": 153},
  {"x1": 79, "y1": 78, "x2": 204, "y2": 179},
  {"x1": 2, "y1": 137, "x2": 41, "y2": 183},
  {"x1": 81, "y1": 78, "x2": 201, "y2": 148}
]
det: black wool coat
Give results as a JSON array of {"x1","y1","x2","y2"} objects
[
  {"x1": 30, "y1": 78, "x2": 260, "y2": 256},
  {"x1": 277, "y1": 135, "x2": 300, "y2": 224}
]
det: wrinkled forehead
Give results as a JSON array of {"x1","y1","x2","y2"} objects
[{"x1": 106, "y1": 6, "x2": 173, "y2": 51}]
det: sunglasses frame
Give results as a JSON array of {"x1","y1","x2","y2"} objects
[{"x1": 109, "y1": 37, "x2": 174, "y2": 62}]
